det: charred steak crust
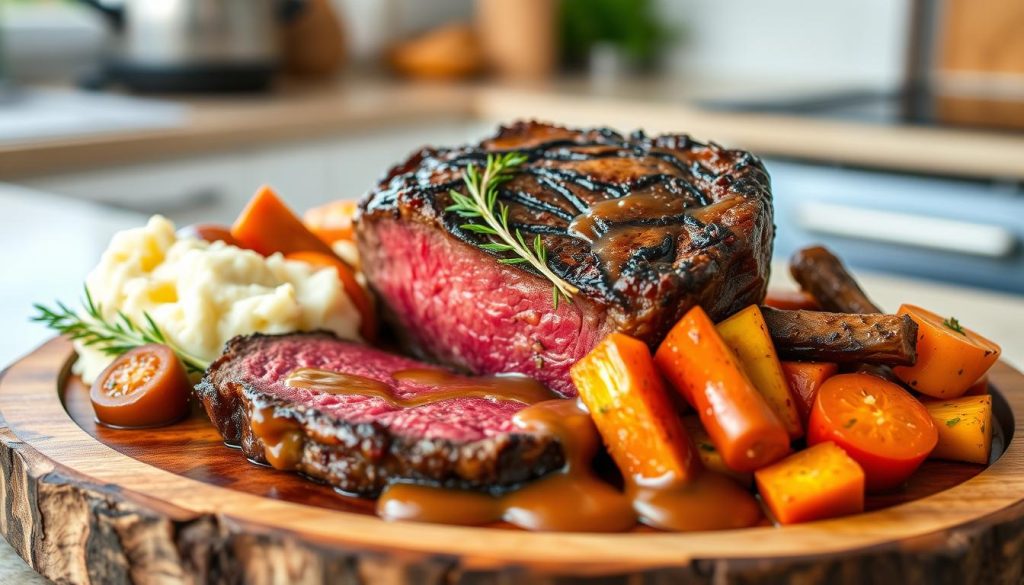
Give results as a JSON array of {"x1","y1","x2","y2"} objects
[
  {"x1": 357, "y1": 121, "x2": 774, "y2": 395},
  {"x1": 195, "y1": 332, "x2": 565, "y2": 496}
]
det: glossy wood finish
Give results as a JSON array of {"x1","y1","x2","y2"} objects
[{"x1": 3, "y1": 337, "x2": 1024, "y2": 584}]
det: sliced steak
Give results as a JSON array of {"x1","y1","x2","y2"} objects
[
  {"x1": 195, "y1": 332, "x2": 564, "y2": 496},
  {"x1": 357, "y1": 121, "x2": 774, "y2": 396}
]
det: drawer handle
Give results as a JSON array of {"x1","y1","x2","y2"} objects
[{"x1": 796, "y1": 202, "x2": 1018, "y2": 259}]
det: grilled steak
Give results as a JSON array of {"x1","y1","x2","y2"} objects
[
  {"x1": 195, "y1": 332, "x2": 564, "y2": 496},
  {"x1": 358, "y1": 121, "x2": 774, "y2": 396}
]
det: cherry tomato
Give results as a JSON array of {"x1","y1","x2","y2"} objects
[
  {"x1": 178, "y1": 223, "x2": 245, "y2": 248},
  {"x1": 807, "y1": 373, "x2": 937, "y2": 491},
  {"x1": 90, "y1": 344, "x2": 191, "y2": 428}
]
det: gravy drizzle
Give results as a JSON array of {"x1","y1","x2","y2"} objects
[
  {"x1": 377, "y1": 399, "x2": 764, "y2": 532},
  {"x1": 285, "y1": 367, "x2": 557, "y2": 407}
]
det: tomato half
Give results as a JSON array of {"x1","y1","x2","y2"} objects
[
  {"x1": 90, "y1": 344, "x2": 192, "y2": 428},
  {"x1": 807, "y1": 373, "x2": 937, "y2": 491}
]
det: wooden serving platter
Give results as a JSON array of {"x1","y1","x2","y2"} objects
[{"x1": 2, "y1": 338, "x2": 1024, "y2": 584}]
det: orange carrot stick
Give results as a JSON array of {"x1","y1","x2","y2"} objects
[
  {"x1": 655, "y1": 306, "x2": 791, "y2": 472},
  {"x1": 231, "y1": 185, "x2": 338, "y2": 258}
]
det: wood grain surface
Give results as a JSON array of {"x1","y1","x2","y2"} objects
[{"x1": 2, "y1": 337, "x2": 1024, "y2": 584}]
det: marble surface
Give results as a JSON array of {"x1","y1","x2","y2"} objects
[{"x1": 0, "y1": 184, "x2": 1021, "y2": 583}]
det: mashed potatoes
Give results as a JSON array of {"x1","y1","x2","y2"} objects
[{"x1": 74, "y1": 215, "x2": 362, "y2": 383}]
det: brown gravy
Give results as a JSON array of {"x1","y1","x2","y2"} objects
[
  {"x1": 567, "y1": 191, "x2": 687, "y2": 243},
  {"x1": 377, "y1": 399, "x2": 764, "y2": 532},
  {"x1": 248, "y1": 404, "x2": 304, "y2": 470},
  {"x1": 285, "y1": 367, "x2": 557, "y2": 407},
  {"x1": 572, "y1": 194, "x2": 747, "y2": 281}
]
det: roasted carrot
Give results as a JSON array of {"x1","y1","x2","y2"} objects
[
  {"x1": 680, "y1": 415, "x2": 753, "y2": 486},
  {"x1": 231, "y1": 186, "x2": 338, "y2": 258},
  {"x1": 781, "y1": 361, "x2": 838, "y2": 424},
  {"x1": 964, "y1": 375, "x2": 989, "y2": 396},
  {"x1": 303, "y1": 200, "x2": 359, "y2": 245},
  {"x1": 755, "y1": 441, "x2": 864, "y2": 525},
  {"x1": 571, "y1": 333, "x2": 698, "y2": 485},
  {"x1": 893, "y1": 304, "x2": 1001, "y2": 398},
  {"x1": 717, "y1": 305, "x2": 803, "y2": 439},
  {"x1": 764, "y1": 290, "x2": 820, "y2": 311},
  {"x1": 285, "y1": 251, "x2": 377, "y2": 341},
  {"x1": 654, "y1": 306, "x2": 790, "y2": 472},
  {"x1": 924, "y1": 395, "x2": 993, "y2": 465}
]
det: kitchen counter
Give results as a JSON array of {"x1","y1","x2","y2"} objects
[
  {"x1": 2, "y1": 77, "x2": 1024, "y2": 181},
  {"x1": 1, "y1": 176, "x2": 1023, "y2": 583}
]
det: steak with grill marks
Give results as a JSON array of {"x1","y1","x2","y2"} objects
[
  {"x1": 357, "y1": 121, "x2": 774, "y2": 396},
  {"x1": 195, "y1": 331, "x2": 564, "y2": 496}
]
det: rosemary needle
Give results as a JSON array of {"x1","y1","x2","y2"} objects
[
  {"x1": 32, "y1": 286, "x2": 210, "y2": 374},
  {"x1": 445, "y1": 152, "x2": 578, "y2": 309}
]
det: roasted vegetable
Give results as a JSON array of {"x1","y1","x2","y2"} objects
[
  {"x1": 284, "y1": 251, "x2": 377, "y2": 341},
  {"x1": 571, "y1": 333, "x2": 698, "y2": 484},
  {"x1": 761, "y1": 307, "x2": 918, "y2": 366},
  {"x1": 655, "y1": 306, "x2": 790, "y2": 472},
  {"x1": 755, "y1": 441, "x2": 864, "y2": 525},
  {"x1": 303, "y1": 200, "x2": 358, "y2": 245},
  {"x1": 808, "y1": 373, "x2": 938, "y2": 491},
  {"x1": 764, "y1": 290, "x2": 820, "y2": 311},
  {"x1": 231, "y1": 186, "x2": 338, "y2": 258},
  {"x1": 893, "y1": 305, "x2": 1001, "y2": 398},
  {"x1": 781, "y1": 361, "x2": 838, "y2": 424},
  {"x1": 790, "y1": 245, "x2": 881, "y2": 313},
  {"x1": 90, "y1": 344, "x2": 191, "y2": 428},
  {"x1": 964, "y1": 375, "x2": 989, "y2": 396},
  {"x1": 924, "y1": 395, "x2": 993, "y2": 465},
  {"x1": 717, "y1": 305, "x2": 803, "y2": 438},
  {"x1": 681, "y1": 416, "x2": 753, "y2": 486}
]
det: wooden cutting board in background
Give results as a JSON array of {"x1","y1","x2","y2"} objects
[{"x1": 934, "y1": 0, "x2": 1024, "y2": 129}]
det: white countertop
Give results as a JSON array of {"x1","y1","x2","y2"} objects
[{"x1": 0, "y1": 183, "x2": 1022, "y2": 583}]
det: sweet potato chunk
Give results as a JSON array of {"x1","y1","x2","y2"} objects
[
  {"x1": 924, "y1": 395, "x2": 993, "y2": 465},
  {"x1": 755, "y1": 441, "x2": 865, "y2": 525}
]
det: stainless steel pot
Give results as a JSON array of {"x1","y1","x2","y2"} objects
[{"x1": 80, "y1": 0, "x2": 305, "y2": 92}]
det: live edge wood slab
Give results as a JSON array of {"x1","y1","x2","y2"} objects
[{"x1": 2, "y1": 338, "x2": 1024, "y2": 584}]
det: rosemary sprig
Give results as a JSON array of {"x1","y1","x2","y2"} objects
[
  {"x1": 446, "y1": 152, "x2": 579, "y2": 308},
  {"x1": 32, "y1": 286, "x2": 210, "y2": 374}
]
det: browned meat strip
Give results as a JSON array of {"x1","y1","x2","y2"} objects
[
  {"x1": 195, "y1": 332, "x2": 564, "y2": 496},
  {"x1": 762, "y1": 306, "x2": 919, "y2": 366},
  {"x1": 790, "y1": 245, "x2": 882, "y2": 314}
]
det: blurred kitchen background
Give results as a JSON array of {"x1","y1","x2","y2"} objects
[{"x1": 1, "y1": 0, "x2": 1023, "y2": 371}]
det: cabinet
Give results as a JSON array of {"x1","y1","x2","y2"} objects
[{"x1": 20, "y1": 121, "x2": 490, "y2": 226}]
